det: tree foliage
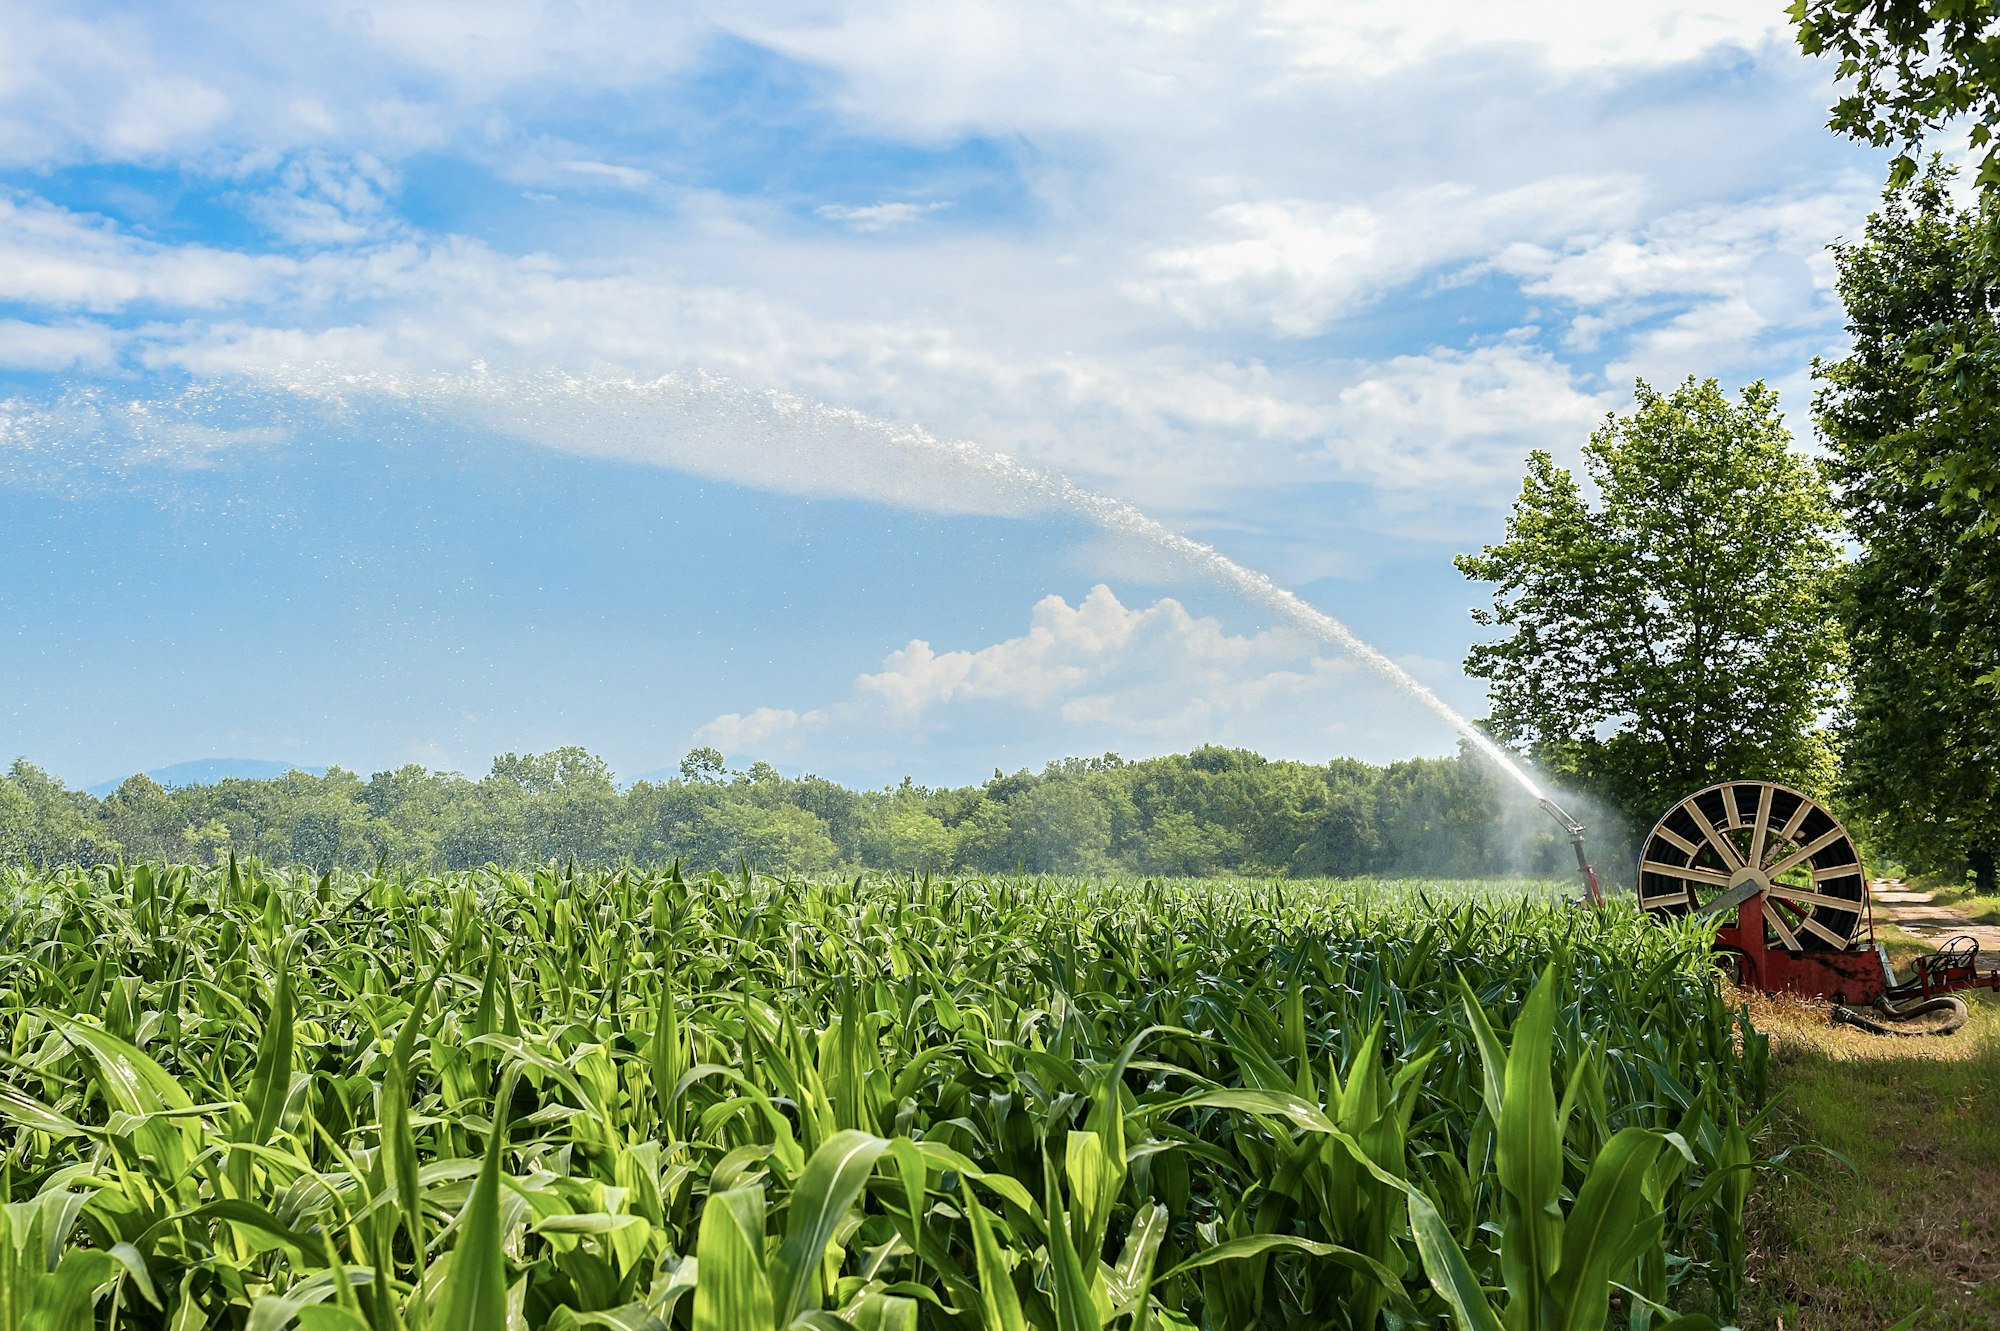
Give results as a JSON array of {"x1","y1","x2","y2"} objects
[
  {"x1": 1815, "y1": 165, "x2": 2000, "y2": 891},
  {"x1": 1794, "y1": 3, "x2": 2000, "y2": 535},
  {"x1": 1456, "y1": 378, "x2": 1845, "y2": 837},
  {"x1": 1793, "y1": 0, "x2": 2000, "y2": 191},
  {"x1": 0, "y1": 742, "x2": 1576, "y2": 880}
]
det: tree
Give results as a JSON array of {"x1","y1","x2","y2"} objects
[
  {"x1": 1815, "y1": 167, "x2": 2000, "y2": 892},
  {"x1": 1793, "y1": 7, "x2": 2000, "y2": 535},
  {"x1": 99, "y1": 775, "x2": 186, "y2": 861},
  {"x1": 0, "y1": 760, "x2": 115, "y2": 865},
  {"x1": 679, "y1": 748, "x2": 726, "y2": 783},
  {"x1": 857, "y1": 795, "x2": 957, "y2": 873},
  {"x1": 1456, "y1": 378, "x2": 1845, "y2": 838},
  {"x1": 1793, "y1": 0, "x2": 2000, "y2": 191},
  {"x1": 703, "y1": 802, "x2": 838, "y2": 875}
]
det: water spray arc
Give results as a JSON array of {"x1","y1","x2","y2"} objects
[{"x1": 280, "y1": 367, "x2": 1552, "y2": 801}]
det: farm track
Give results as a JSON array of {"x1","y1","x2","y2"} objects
[{"x1": 1871, "y1": 880, "x2": 2000, "y2": 970}]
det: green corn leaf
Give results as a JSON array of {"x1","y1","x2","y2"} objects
[
  {"x1": 1455, "y1": 977, "x2": 1507, "y2": 1124},
  {"x1": 0, "y1": 1088, "x2": 88, "y2": 1138},
  {"x1": 844, "y1": 1292, "x2": 917, "y2": 1331},
  {"x1": 41, "y1": 1012, "x2": 193, "y2": 1115},
  {"x1": 1406, "y1": 1189, "x2": 1504, "y2": 1331},
  {"x1": 692, "y1": 1186, "x2": 773, "y2": 1331},
  {"x1": 768, "y1": 1130, "x2": 889, "y2": 1326},
  {"x1": 1156, "y1": 1232, "x2": 1402, "y2": 1292},
  {"x1": 431, "y1": 1073, "x2": 514, "y2": 1331},
  {"x1": 1552, "y1": 1128, "x2": 1664, "y2": 1331},
  {"x1": 1042, "y1": 1156, "x2": 1102, "y2": 1331},
  {"x1": 246, "y1": 946, "x2": 296, "y2": 1149},
  {"x1": 1108, "y1": 1200, "x2": 1168, "y2": 1321},
  {"x1": 960, "y1": 1181, "x2": 1029, "y2": 1331},
  {"x1": 1495, "y1": 965, "x2": 1563, "y2": 1323},
  {"x1": 106, "y1": 1242, "x2": 161, "y2": 1309},
  {"x1": 388, "y1": 976, "x2": 436, "y2": 1278}
]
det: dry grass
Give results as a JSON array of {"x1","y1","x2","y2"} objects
[{"x1": 1740, "y1": 962, "x2": 2000, "y2": 1331}]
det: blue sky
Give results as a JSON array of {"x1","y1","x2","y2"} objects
[{"x1": 0, "y1": 1, "x2": 1899, "y2": 790}]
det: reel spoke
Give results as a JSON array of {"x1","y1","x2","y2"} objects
[
  {"x1": 1639, "y1": 858, "x2": 1732, "y2": 890},
  {"x1": 1766, "y1": 884, "x2": 1862, "y2": 913},
  {"x1": 1747, "y1": 783, "x2": 1774, "y2": 869},
  {"x1": 1765, "y1": 825, "x2": 1850, "y2": 881},
  {"x1": 1761, "y1": 900, "x2": 1802, "y2": 951}
]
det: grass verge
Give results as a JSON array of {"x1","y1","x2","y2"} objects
[
  {"x1": 1741, "y1": 932, "x2": 2000, "y2": 1330},
  {"x1": 1927, "y1": 884, "x2": 2000, "y2": 927}
]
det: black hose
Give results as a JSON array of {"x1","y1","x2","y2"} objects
[{"x1": 1831, "y1": 994, "x2": 1970, "y2": 1037}]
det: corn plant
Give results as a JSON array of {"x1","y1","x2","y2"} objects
[{"x1": 0, "y1": 862, "x2": 1764, "y2": 1328}]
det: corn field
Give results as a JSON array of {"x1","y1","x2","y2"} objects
[{"x1": 0, "y1": 863, "x2": 1768, "y2": 1330}]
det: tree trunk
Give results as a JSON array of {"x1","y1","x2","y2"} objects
[{"x1": 1972, "y1": 845, "x2": 1997, "y2": 897}]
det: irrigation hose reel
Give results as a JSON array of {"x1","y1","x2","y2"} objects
[{"x1": 1544, "y1": 780, "x2": 1999, "y2": 1016}]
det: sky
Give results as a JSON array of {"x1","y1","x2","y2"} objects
[{"x1": 0, "y1": 0, "x2": 1897, "y2": 791}]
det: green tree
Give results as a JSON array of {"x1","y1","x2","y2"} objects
[
  {"x1": 0, "y1": 760, "x2": 115, "y2": 865},
  {"x1": 98, "y1": 775, "x2": 186, "y2": 861},
  {"x1": 254, "y1": 768, "x2": 376, "y2": 873},
  {"x1": 679, "y1": 747, "x2": 726, "y2": 783},
  {"x1": 1000, "y1": 780, "x2": 1114, "y2": 874},
  {"x1": 1138, "y1": 809, "x2": 1241, "y2": 877},
  {"x1": 486, "y1": 748, "x2": 620, "y2": 862},
  {"x1": 1793, "y1": 7, "x2": 2000, "y2": 534},
  {"x1": 1815, "y1": 167, "x2": 2000, "y2": 893},
  {"x1": 856, "y1": 794, "x2": 957, "y2": 872},
  {"x1": 703, "y1": 802, "x2": 838, "y2": 874},
  {"x1": 1456, "y1": 378, "x2": 1845, "y2": 837},
  {"x1": 1793, "y1": 0, "x2": 2000, "y2": 191}
]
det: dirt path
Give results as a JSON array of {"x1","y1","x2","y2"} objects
[{"x1": 1871, "y1": 879, "x2": 2000, "y2": 972}]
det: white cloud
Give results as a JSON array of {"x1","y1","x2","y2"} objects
[
  {"x1": 0, "y1": 1, "x2": 1887, "y2": 536},
  {"x1": 737, "y1": 1, "x2": 1790, "y2": 143},
  {"x1": 245, "y1": 152, "x2": 403, "y2": 245},
  {"x1": 1490, "y1": 181, "x2": 1871, "y2": 385},
  {"x1": 1319, "y1": 338, "x2": 1615, "y2": 492},
  {"x1": 695, "y1": 584, "x2": 1466, "y2": 768},
  {"x1": 0, "y1": 318, "x2": 120, "y2": 370},
  {"x1": 1130, "y1": 176, "x2": 1642, "y2": 336},
  {"x1": 816, "y1": 201, "x2": 950, "y2": 232},
  {"x1": 1268, "y1": 0, "x2": 1788, "y2": 77},
  {"x1": 0, "y1": 194, "x2": 288, "y2": 310},
  {"x1": 556, "y1": 160, "x2": 655, "y2": 190},
  {"x1": 0, "y1": 7, "x2": 231, "y2": 163}
]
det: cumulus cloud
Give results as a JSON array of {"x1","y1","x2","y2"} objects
[
  {"x1": 1319, "y1": 338, "x2": 1615, "y2": 492},
  {"x1": 0, "y1": 0, "x2": 1888, "y2": 535},
  {"x1": 1130, "y1": 177, "x2": 1641, "y2": 336},
  {"x1": 1269, "y1": 0, "x2": 1788, "y2": 76},
  {"x1": 695, "y1": 584, "x2": 1466, "y2": 769},
  {"x1": 1489, "y1": 181, "x2": 1872, "y2": 385},
  {"x1": 0, "y1": 318, "x2": 120, "y2": 370},
  {"x1": 0, "y1": 194, "x2": 288, "y2": 311},
  {"x1": 243, "y1": 152, "x2": 404, "y2": 246}
]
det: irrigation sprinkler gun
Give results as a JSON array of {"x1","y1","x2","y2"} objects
[{"x1": 1537, "y1": 796, "x2": 1605, "y2": 906}]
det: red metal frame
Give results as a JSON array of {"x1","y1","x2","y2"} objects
[{"x1": 1715, "y1": 890, "x2": 2000, "y2": 1003}]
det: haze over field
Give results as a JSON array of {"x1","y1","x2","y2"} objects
[{"x1": 0, "y1": 1, "x2": 1905, "y2": 788}]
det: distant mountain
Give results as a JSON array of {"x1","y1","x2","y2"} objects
[{"x1": 85, "y1": 759, "x2": 327, "y2": 798}]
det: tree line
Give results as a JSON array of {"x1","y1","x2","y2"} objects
[{"x1": 0, "y1": 743, "x2": 1574, "y2": 880}]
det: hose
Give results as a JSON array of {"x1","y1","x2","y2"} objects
[{"x1": 1831, "y1": 994, "x2": 1970, "y2": 1037}]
